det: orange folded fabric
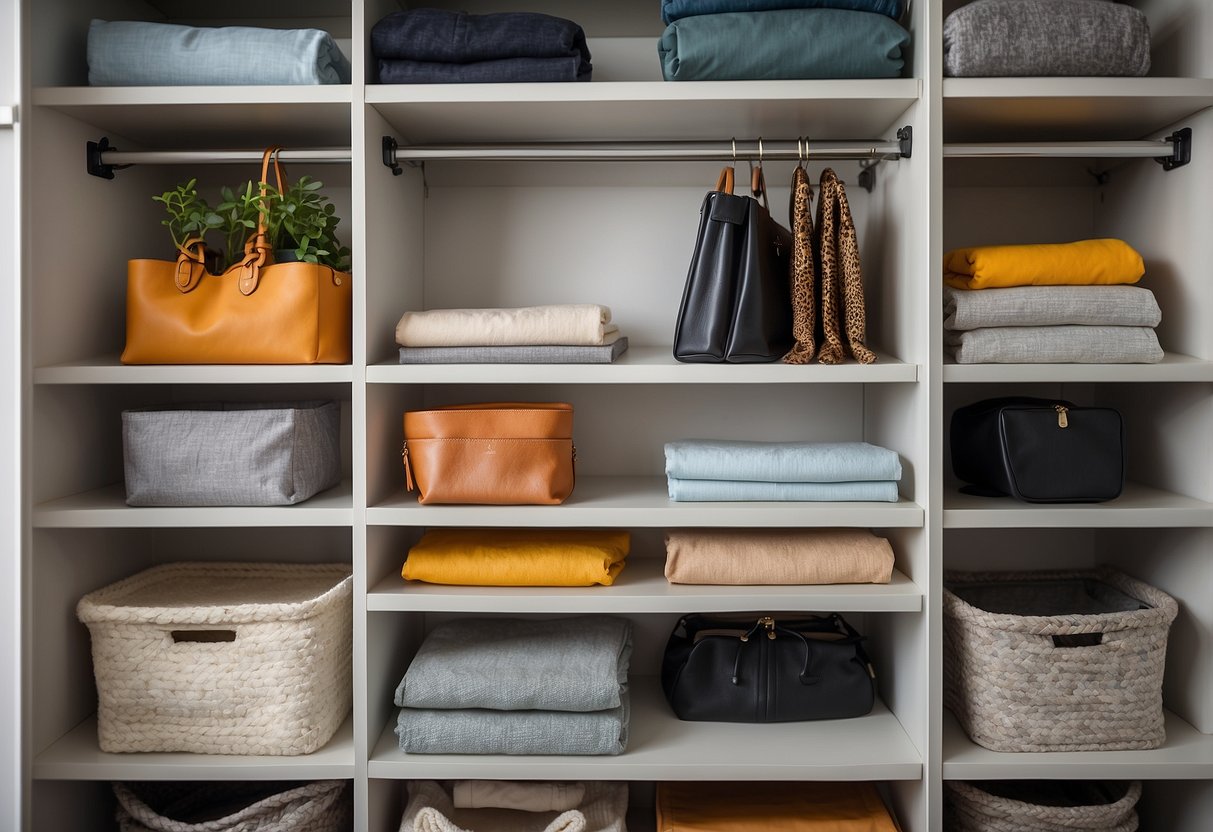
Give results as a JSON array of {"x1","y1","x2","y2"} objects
[
  {"x1": 402, "y1": 529, "x2": 630, "y2": 587},
  {"x1": 656, "y1": 782, "x2": 899, "y2": 832},
  {"x1": 664, "y1": 528, "x2": 894, "y2": 585}
]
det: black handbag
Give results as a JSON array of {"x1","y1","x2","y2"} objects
[
  {"x1": 673, "y1": 166, "x2": 793, "y2": 363},
  {"x1": 661, "y1": 612, "x2": 876, "y2": 723},
  {"x1": 950, "y1": 396, "x2": 1124, "y2": 503}
]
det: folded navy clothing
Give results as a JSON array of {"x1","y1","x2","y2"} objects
[
  {"x1": 661, "y1": 0, "x2": 905, "y2": 24},
  {"x1": 371, "y1": 9, "x2": 592, "y2": 67},
  {"x1": 378, "y1": 57, "x2": 590, "y2": 84}
]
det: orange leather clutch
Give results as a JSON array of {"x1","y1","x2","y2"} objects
[{"x1": 402, "y1": 402, "x2": 575, "y2": 505}]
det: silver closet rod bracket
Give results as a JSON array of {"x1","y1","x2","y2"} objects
[
  {"x1": 381, "y1": 126, "x2": 913, "y2": 173},
  {"x1": 85, "y1": 137, "x2": 353, "y2": 179}
]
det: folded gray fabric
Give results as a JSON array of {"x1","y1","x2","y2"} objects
[
  {"x1": 944, "y1": 0, "x2": 1151, "y2": 77},
  {"x1": 395, "y1": 699, "x2": 629, "y2": 756},
  {"x1": 395, "y1": 617, "x2": 631, "y2": 712},
  {"x1": 946, "y1": 326, "x2": 1164, "y2": 364},
  {"x1": 88, "y1": 19, "x2": 351, "y2": 86},
  {"x1": 944, "y1": 286, "x2": 1162, "y2": 331},
  {"x1": 399, "y1": 339, "x2": 628, "y2": 365},
  {"x1": 667, "y1": 478, "x2": 900, "y2": 502},
  {"x1": 664, "y1": 440, "x2": 902, "y2": 483}
]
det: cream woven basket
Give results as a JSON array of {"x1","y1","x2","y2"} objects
[
  {"x1": 77, "y1": 562, "x2": 353, "y2": 755},
  {"x1": 944, "y1": 567, "x2": 1177, "y2": 753},
  {"x1": 944, "y1": 780, "x2": 1141, "y2": 832},
  {"x1": 114, "y1": 780, "x2": 352, "y2": 832}
]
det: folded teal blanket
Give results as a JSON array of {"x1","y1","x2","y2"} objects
[
  {"x1": 668, "y1": 478, "x2": 900, "y2": 502},
  {"x1": 662, "y1": 0, "x2": 906, "y2": 24},
  {"x1": 394, "y1": 617, "x2": 631, "y2": 713},
  {"x1": 659, "y1": 9, "x2": 910, "y2": 81},
  {"x1": 88, "y1": 19, "x2": 351, "y2": 86},
  {"x1": 395, "y1": 700, "x2": 629, "y2": 755},
  {"x1": 665, "y1": 440, "x2": 902, "y2": 483}
]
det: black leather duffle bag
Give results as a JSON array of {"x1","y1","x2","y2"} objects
[{"x1": 661, "y1": 612, "x2": 876, "y2": 723}]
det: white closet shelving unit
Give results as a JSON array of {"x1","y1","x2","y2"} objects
[{"x1": 13, "y1": 1, "x2": 1212, "y2": 830}]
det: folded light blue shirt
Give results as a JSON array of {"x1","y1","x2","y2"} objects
[
  {"x1": 667, "y1": 478, "x2": 900, "y2": 502},
  {"x1": 665, "y1": 440, "x2": 902, "y2": 483}
]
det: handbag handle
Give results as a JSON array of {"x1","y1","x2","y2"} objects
[
  {"x1": 235, "y1": 146, "x2": 287, "y2": 296},
  {"x1": 728, "y1": 617, "x2": 822, "y2": 686},
  {"x1": 714, "y1": 166, "x2": 735, "y2": 194}
]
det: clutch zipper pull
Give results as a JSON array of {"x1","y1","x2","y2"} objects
[
  {"x1": 402, "y1": 441, "x2": 414, "y2": 491},
  {"x1": 1055, "y1": 405, "x2": 1069, "y2": 429}
]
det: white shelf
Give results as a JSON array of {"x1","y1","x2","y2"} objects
[
  {"x1": 942, "y1": 482, "x2": 1213, "y2": 529},
  {"x1": 33, "y1": 85, "x2": 352, "y2": 147},
  {"x1": 943, "y1": 710, "x2": 1213, "y2": 780},
  {"x1": 34, "y1": 356, "x2": 354, "y2": 385},
  {"x1": 32, "y1": 713, "x2": 356, "y2": 781},
  {"x1": 32, "y1": 482, "x2": 354, "y2": 528},
  {"x1": 368, "y1": 79, "x2": 920, "y2": 143},
  {"x1": 943, "y1": 77, "x2": 1213, "y2": 141},
  {"x1": 370, "y1": 346, "x2": 917, "y2": 385},
  {"x1": 943, "y1": 352, "x2": 1213, "y2": 384},
  {"x1": 369, "y1": 678, "x2": 921, "y2": 781},
  {"x1": 369, "y1": 477, "x2": 924, "y2": 529},
  {"x1": 368, "y1": 559, "x2": 922, "y2": 614}
]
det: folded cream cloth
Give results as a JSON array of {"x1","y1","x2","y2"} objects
[
  {"x1": 453, "y1": 781, "x2": 586, "y2": 812},
  {"x1": 400, "y1": 780, "x2": 627, "y2": 832},
  {"x1": 396, "y1": 305, "x2": 619, "y2": 347},
  {"x1": 665, "y1": 528, "x2": 895, "y2": 585}
]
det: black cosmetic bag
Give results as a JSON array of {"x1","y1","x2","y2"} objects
[
  {"x1": 661, "y1": 613, "x2": 875, "y2": 723},
  {"x1": 950, "y1": 397, "x2": 1124, "y2": 503}
]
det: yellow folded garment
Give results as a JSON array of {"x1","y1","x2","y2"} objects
[
  {"x1": 943, "y1": 238, "x2": 1145, "y2": 290},
  {"x1": 656, "y1": 782, "x2": 899, "y2": 832},
  {"x1": 402, "y1": 529, "x2": 630, "y2": 587}
]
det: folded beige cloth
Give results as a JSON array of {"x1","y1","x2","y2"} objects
[
  {"x1": 396, "y1": 305, "x2": 619, "y2": 347},
  {"x1": 400, "y1": 780, "x2": 626, "y2": 832},
  {"x1": 454, "y1": 781, "x2": 586, "y2": 812},
  {"x1": 664, "y1": 528, "x2": 895, "y2": 585}
]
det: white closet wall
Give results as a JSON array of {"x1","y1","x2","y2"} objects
[{"x1": 13, "y1": 1, "x2": 1213, "y2": 830}]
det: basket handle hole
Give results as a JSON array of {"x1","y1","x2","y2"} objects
[
  {"x1": 1051, "y1": 633, "x2": 1102, "y2": 648},
  {"x1": 170, "y1": 629, "x2": 237, "y2": 643}
]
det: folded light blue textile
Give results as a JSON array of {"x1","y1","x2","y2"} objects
[
  {"x1": 659, "y1": 9, "x2": 910, "y2": 81},
  {"x1": 378, "y1": 56, "x2": 590, "y2": 84},
  {"x1": 399, "y1": 339, "x2": 628, "y2": 364},
  {"x1": 88, "y1": 20, "x2": 351, "y2": 86},
  {"x1": 668, "y1": 478, "x2": 900, "y2": 502},
  {"x1": 395, "y1": 699, "x2": 629, "y2": 755},
  {"x1": 665, "y1": 440, "x2": 902, "y2": 483},
  {"x1": 395, "y1": 617, "x2": 631, "y2": 713},
  {"x1": 661, "y1": 0, "x2": 905, "y2": 24}
]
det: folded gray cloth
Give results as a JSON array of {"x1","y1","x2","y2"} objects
[
  {"x1": 944, "y1": 0, "x2": 1151, "y2": 77},
  {"x1": 88, "y1": 19, "x2": 351, "y2": 86},
  {"x1": 395, "y1": 698, "x2": 629, "y2": 756},
  {"x1": 395, "y1": 617, "x2": 631, "y2": 712},
  {"x1": 947, "y1": 325, "x2": 1164, "y2": 364},
  {"x1": 664, "y1": 440, "x2": 902, "y2": 483},
  {"x1": 944, "y1": 286, "x2": 1162, "y2": 331},
  {"x1": 399, "y1": 339, "x2": 628, "y2": 365},
  {"x1": 667, "y1": 478, "x2": 900, "y2": 502}
]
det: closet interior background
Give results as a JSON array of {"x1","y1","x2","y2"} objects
[{"x1": 14, "y1": 0, "x2": 1213, "y2": 830}]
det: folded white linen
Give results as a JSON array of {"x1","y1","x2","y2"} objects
[
  {"x1": 944, "y1": 285, "x2": 1162, "y2": 331},
  {"x1": 396, "y1": 305, "x2": 619, "y2": 347},
  {"x1": 453, "y1": 781, "x2": 586, "y2": 812}
]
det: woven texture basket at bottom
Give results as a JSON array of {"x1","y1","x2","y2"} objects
[
  {"x1": 114, "y1": 780, "x2": 352, "y2": 832},
  {"x1": 943, "y1": 567, "x2": 1177, "y2": 752},
  {"x1": 944, "y1": 780, "x2": 1140, "y2": 832}
]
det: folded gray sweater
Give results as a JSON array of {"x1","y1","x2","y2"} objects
[
  {"x1": 395, "y1": 616, "x2": 632, "y2": 712},
  {"x1": 947, "y1": 325, "x2": 1164, "y2": 364},
  {"x1": 944, "y1": 286, "x2": 1162, "y2": 331}
]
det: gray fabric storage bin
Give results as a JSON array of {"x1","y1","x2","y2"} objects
[{"x1": 123, "y1": 401, "x2": 341, "y2": 506}]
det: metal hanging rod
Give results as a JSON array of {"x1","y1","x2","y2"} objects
[
  {"x1": 944, "y1": 128, "x2": 1192, "y2": 170},
  {"x1": 381, "y1": 128, "x2": 915, "y2": 173},
  {"x1": 86, "y1": 137, "x2": 351, "y2": 179}
]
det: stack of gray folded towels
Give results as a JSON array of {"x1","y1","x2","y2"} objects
[
  {"x1": 371, "y1": 8, "x2": 592, "y2": 83},
  {"x1": 394, "y1": 617, "x2": 632, "y2": 755}
]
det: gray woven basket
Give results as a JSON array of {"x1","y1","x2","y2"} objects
[
  {"x1": 122, "y1": 401, "x2": 341, "y2": 506},
  {"x1": 944, "y1": 780, "x2": 1141, "y2": 832},
  {"x1": 114, "y1": 780, "x2": 352, "y2": 832},
  {"x1": 944, "y1": 567, "x2": 1177, "y2": 752}
]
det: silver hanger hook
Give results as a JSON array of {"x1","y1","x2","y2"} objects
[
  {"x1": 757, "y1": 137, "x2": 764, "y2": 165},
  {"x1": 797, "y1": 137, "x2": 805, "y2": 167},
  {"x1": 731, "y1": 137, "x2": 737, "y2": 163}
]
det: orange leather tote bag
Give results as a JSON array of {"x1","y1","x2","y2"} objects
[
  {"x1": 121, "y1": 148, "x2": 352, "y2": 364},
  {"x1": 402, "y1": 402, "x2": 575, "y2": 505}
]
